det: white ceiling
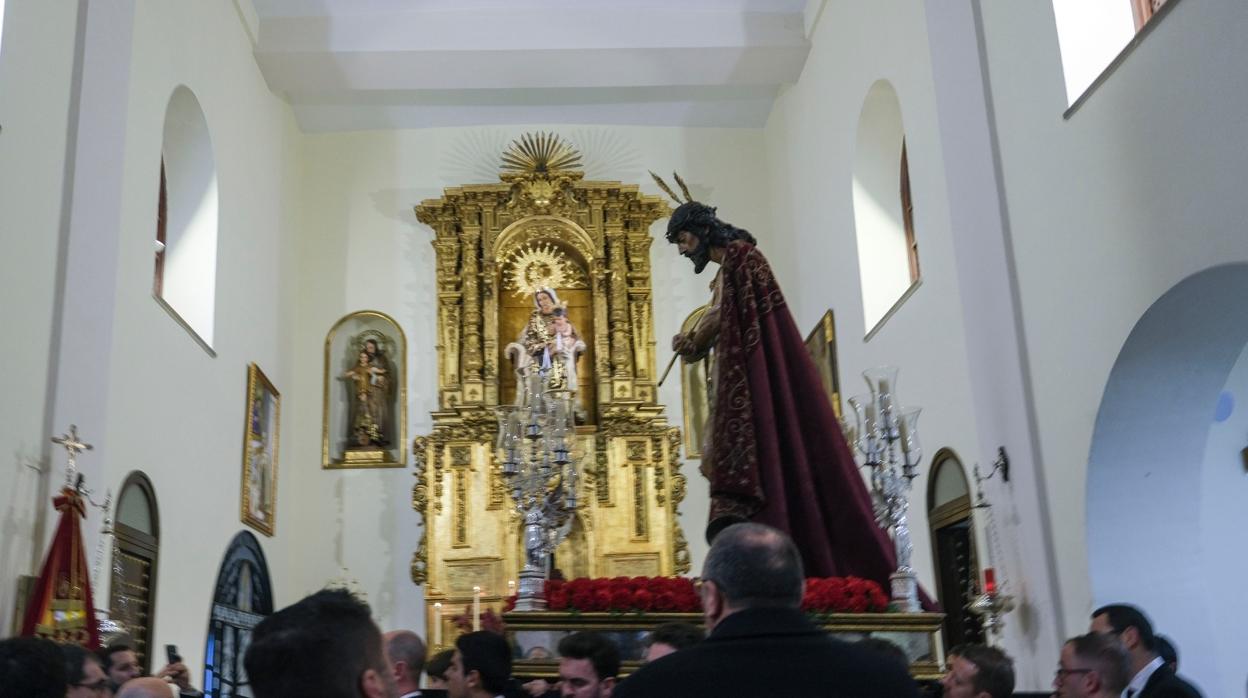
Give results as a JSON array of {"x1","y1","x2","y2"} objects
[{"x1": 248, "y1": 0, "x2": 814, "y2": 131}]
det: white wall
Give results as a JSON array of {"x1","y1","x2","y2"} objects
[
  {"x1": 1199, "y1": 343, "x2": 1248, "y2": 695},
  {"x1": 104, "y1": 0, "x2": 303, "y2": 676},
  {"x1": 977, "y1": 2, "x2": 1248, "y2": 689},
  {"x1": 288, "y1": 125, "x2": 771, "y2": 632},
  {"x1": 0, "y1": 0, "x2": 80, "y2": 635},
  {"x1": 5, "y1": 0, "x2": 306, "y2": 680}
]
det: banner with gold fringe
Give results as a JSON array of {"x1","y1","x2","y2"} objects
[{"x1": 20, "y1": 486, "x2": 101, "y2": 648}]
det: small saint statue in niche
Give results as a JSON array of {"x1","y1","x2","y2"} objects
[
  {"x1": 342, "y1": 337, "x2": 392, "y2": 449},
  {"x1": 506, "y1": 287, "x2": 587, "y2": 415}
]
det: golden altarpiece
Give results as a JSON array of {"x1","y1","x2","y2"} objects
[{"x1": 410, "y1": 134, "x2": 691, "y2": 644}]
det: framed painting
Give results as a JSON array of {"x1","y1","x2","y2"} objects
[
  {"x1": 804, "y1": 309, "x2": 843, "y2": 421},
  {"x1": 241, "y1": 363, "x2": 280, "y2": 536},
  {"x1": 323, "y1": 310, "x2": 407, "y2": 469}
]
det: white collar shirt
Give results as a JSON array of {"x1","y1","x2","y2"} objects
[{"x1": 1123, "y1": 655, "x2": 1164, "y2": 698}]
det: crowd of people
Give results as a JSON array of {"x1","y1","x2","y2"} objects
[{"x1": 0, "y1": 523, "x2": 1203, "y2": 698}]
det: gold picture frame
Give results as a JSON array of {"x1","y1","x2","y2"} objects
[
  {"x1": 804, "y1": 309, "x2": 843, "y2": 421},
  {"x1": 241, "y1": 363, "x2": 280, "y2": 537},
  {"x1": 322, "y1": 310, "x2": 408, "y2": 469}
]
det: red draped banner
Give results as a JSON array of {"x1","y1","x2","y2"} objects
[{"x1": 20, "y1": 487, "x2": 101, "y2": 649}]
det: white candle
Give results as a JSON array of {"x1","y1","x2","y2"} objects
[
  {"x1": 433, "y1": 602, "x2": 443, "y2": 647},
  {"x1": 472, "y1": 586, "x2": 482, "y2": 632}
]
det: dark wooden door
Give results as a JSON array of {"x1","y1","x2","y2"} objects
[{"x1": 933, "y1": 519, "x2": 984, "y2": 648}]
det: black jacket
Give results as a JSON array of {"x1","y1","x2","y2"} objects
[
  {"x1": 1137, "y1": 664, "x2": 1203, "y2": 698},
  {"x1": 612, "y1": 607, "x2": 920, "y2": 698}
]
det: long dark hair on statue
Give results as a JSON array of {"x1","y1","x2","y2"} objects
[
  {"x1": 665, "y1": 202, "x2": 756, "y2": 247},
  {"x1": 666, "y1": 202, "x2": 756, "y2": 273}
]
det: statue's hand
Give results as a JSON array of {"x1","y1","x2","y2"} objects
[{"x1": 672, "y1": 333, "x2": 697, "y2": 356}]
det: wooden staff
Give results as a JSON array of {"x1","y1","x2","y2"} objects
[{"x1": 657, "y1": 353, "x2": 679, "y2": 387}]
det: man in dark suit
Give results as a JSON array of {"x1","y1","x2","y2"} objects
[
  {"x1": 1053, "y1": 633, "x2": 1130, "y2": 698},
  {"x1": 1089, "y1": 604, "x2": 1202, "y2": 698},
  {"x1": 612, "y1": 522, "x2": 919, "y2": 698},
  {"x1": 244, "y1": 587, "x2": 398, "y2": 698}
]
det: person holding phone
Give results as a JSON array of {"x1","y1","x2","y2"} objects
[
  {"x1": 156, "y1": 645, "x2": 203, "y2": 697},
  {"x1": 100, "y1": 642, "x2": 203, "y2": 696}
]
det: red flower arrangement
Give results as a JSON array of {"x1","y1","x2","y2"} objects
[
  {"x1": 800, "y1": 576, "x2": 890, "y2": 614},
  {"x1": 450, "y1": 606, "x2": 507, "y2": 635},
  {"x1": 503, "y1": 576, "x2": 701, "y2": 614},
  {"x1": 500, "y1": 575, "x2": 890, "y2": 615}
]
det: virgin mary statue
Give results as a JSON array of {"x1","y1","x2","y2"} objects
[{"x1": 506, "y1": 287, "x2": 587, "y2": 408}]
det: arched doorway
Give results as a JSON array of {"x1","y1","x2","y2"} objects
[
  {"x1": 111, "y1": 472, "x2": 160, "y2": 672},
  {"x1": 1087, "y1": 263, "x2": 1248, "y2": 696},
  {"x1": 203, "y1": 531, "x2": 273, "y2": 698},
  {"x1": 926, "y1": 449, "x2": 983, "y2": 649}
]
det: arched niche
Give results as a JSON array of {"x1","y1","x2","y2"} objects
[
  {"x1": 852, "y1": 79, "x2": 919, "y2": 336},
  {"x1": 322, "y1": 310, "x2": 408, "y2": 468},
  {"x1": 202, "y1": 531, "x2": 274, "y2": 698},
  {"x1": 156, "y1": 85, "x2": 219, "y2": 348},
  {"x1": 1087, "y1": 263, "x2": 1248, "y2": 696},
  {"x1": 493, "y1": 217, "x2": 597, "y2": 415}
]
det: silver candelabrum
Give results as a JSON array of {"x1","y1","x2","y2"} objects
[
  {"x1": 847, "y1": 367, "x2": 923, "y2": 613},
  {"x1": 495, "y1": 368, "x2": 582, "y2": 611}
]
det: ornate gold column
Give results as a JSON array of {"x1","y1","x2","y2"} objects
[
  {"x1": 460, "y1": 221, "x2": 484, "y2": 404},
  {"x1": 606, "y1": 217, "x2": 634, "y2": 393}
]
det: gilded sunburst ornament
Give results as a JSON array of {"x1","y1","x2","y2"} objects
[
  {"x1": 504, "y1": 242, "x2": 574, "y2": 298},
  {"x1": 501, "y1": 132, "x2": 582, "y2": 176}
]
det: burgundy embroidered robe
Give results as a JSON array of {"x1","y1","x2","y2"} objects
[{"x1": 704, "y1": 242, "x2": 901, "y2": 587}]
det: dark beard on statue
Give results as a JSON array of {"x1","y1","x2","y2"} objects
[{"x1": 683, "y1": 240, "x2": 711, "y2": 274}]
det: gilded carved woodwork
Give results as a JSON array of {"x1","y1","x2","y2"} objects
[{"x1": 411, "y1": 134, "x2": 692, "y2": 642}]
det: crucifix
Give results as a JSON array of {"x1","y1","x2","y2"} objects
[{"x1": 51, "y1": 424, "x2": 93, "y2": 488}]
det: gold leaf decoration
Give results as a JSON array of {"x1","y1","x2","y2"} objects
[{"x1": 501, "y1": 132, "x2": 582, "y2": 176}]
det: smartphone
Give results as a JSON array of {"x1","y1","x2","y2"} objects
[{"x1": 166, "y1": 644, "x2": 182, "y2": 665}]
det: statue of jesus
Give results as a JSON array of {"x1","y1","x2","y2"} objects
[{"x1": 661, "y1": 186, "x2": 904, "y2": 587}]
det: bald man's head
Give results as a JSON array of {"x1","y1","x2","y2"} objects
[
  {"x1": 702, "y1": 522, "x2": 805, "y2": 608},
  {"x1": 117, "y1": 676, "x2": 174, "y2": 698},
  {"x1": 383, "y1": 630, "x2": 426, "y2": 692}
]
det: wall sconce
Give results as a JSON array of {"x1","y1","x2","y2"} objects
[{"x1": 972, "y1": 446, "x2": 1010, "y2": 509}]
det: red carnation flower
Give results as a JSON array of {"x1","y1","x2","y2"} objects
[
  {"x1": 548, "y1": 590, "x2": 569, "y2": 611},
  {"x1": 592, "y1": 590, "x2": 613, "y2": 611},
  {"x1": 632, "y1": 589, "x2": 655, "y2": 612},
  {"x1": 609, "y1": 588, "x2": 633, "y2": 610},
  {"x1": 653, "y1": 591, "x2": 678, "y2": 612},
  {"x1": 569, "y1": 591, "x2": 594, "y2": 611},
  {"x1": 847, "y1": 594, "x2": 870, "y2": 613}
]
